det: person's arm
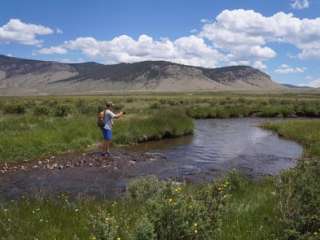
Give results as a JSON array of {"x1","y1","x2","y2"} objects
[
  {"x1": 110, "y1": 111, "x2": 124, "y2": 119},
  {"x1": 114, "y1": 111, "x2": 124, "y2": 118}
]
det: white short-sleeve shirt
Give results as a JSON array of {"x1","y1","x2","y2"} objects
[{"x1": 103, "y1": 109, "x2": 116, "y2": 130}]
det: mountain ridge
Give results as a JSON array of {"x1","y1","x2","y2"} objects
[{"x1": 0, "y1": 55, "x2": 284, "y2": 95}]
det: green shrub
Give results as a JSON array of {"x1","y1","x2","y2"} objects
[
  {"x1": 167, "y1": 100, "x2": 179, "y2": 106},
  {"x1": 75, "y1": 99, "x2": 97, "y2": 114},
  {"x1": 301, "y1": 104, "x2": 319, "y2": 117},
  {"x1": 146, "y1": 182, "x2": 219, "y2": 240},
  {"x1": 264, "y1": 120, "x2": 320, "y2": 239},
  {"x1": 159, "y1": 99, "x2": 167, "y2": 105},
  {"x1": 127, "y1": 176, "x2": 166, "y2": 202},
  {"x1": 89, "y1": 211, "x2": 119, "y2": 240},
  {"x1": 226, "y1": 170, "x2": 249, "y2": 192},
  {"x1": 132, "y1": 216, "x2": 156, "y2": 240},
  {"x1": 54, "y1": 104, "x2": 73, "y2": 117},
  {"x1": 0, "y1": 100, "x2": 4, "y2": 111},
  {"x1": 277, "y1": 161, "x2": 320, "y2": 240},
  {"x1": 33, "y1": 105, "x2": 50, "y2": 116},
  {"x1": 112, "y1": 103, "x2": 125, "y2": 112},
  {"x1": 126, "y1": 177, "x2": 230, "y2": 240},
  {"x1": 3, "y1": 103, "x2": 26, "y2": 114},
  {"x1": 149, "y1": 102, "x2": 161, "y2": 109},
  {"x1": 126, "y1": 98, "x2": 134, "y2": 103}
]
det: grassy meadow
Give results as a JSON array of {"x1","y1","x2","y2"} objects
[
  {"x1": 0, "y1": 93, "x2": 320, "y2": 239},
  {"x1": 1, "y1": 93, "x2": 320, "y2": 163}
]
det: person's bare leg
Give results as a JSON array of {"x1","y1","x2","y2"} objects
[
  {"x1": 102, "y1": 140, "x2": 107, "y2": 153},
  {"x1": 106, "y1": 140, "x2": 111, "y2": 153},
  {"x1": 101, "y1": 140, "x2": 109, "y2": 155},
  {"x1": 101, "y1": 140, "x2": 106, "y2": 156}
]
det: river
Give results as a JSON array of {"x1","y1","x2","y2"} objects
[{"x1": 0, "y1": 118, "x2": 303, "y2": 199}]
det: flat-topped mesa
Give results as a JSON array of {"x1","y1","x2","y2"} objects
[{"x1": 0, "y1": 55, "x2": 283, "y2": 95}]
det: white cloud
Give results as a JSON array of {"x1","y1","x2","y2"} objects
[
  {"x1": 56, "y1": 28, "x2": 63, "y2": 34},
  {"x1": 298, "y1": 48, "x2": 320, "y2": 59},
  {"x1": 305, "y1": 78, "x2": 320, "y2": 88},
  {"x1": 200, "y1": 9, "x2": 320, "y2": 60},
  {"x1": 200, "y1": 19, "x2": 209, "y2": 23},
  {"x1": 275, "y1": 64, "x2": 306, "y2": 74},
  {"x1": 291, "y1": 0, "x2": 310, "y2": 9},
  {"x1": 37, "y1": 9, "x2": 320, "y2": 69},
  {"x1": 37, "y1": 46, "x2": 67, "y2": 54},
  {"x1": 0, "y1": 19, "x2": 55, "y2": 45},
  {"x1": 38, "y1": 34, "x2": 224, "y2": 68},
  {"x1": 59, "y1": 58, "x2": 84, "y2": 63},
  {"x1": 301, "y1": 76, "x2": 320, "y2": 88},
  {"x1": 253, "y1": 61, "x2": 267, "y2": 70}
]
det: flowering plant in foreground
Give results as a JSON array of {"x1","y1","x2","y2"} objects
[{"x1": 125, "y1": 176, "x2": 232, "y2": 240}]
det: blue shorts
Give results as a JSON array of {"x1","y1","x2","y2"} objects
[{"x1": 102, "y1": 128, "x2": 112, "y2": 140}]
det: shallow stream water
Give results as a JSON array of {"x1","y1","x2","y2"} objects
[
  {"x1": 129, "y1": 118, "x2": 303, "y2": 179},
  {"x1": 0, "y1": 118, "x2": 303, "y2": 199}
]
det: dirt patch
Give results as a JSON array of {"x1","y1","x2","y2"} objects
[
  {"x1": 0, "y1": 149, "x2": 165, "y2": 174},
  {"x1": 0, "y1": 149, "x2": 168, "y2": 200}
]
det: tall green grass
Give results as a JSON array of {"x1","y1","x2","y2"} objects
[
  {"x1": 217, "y1": 176, "x2": 282, "y2": 240},
  {"x1": 0, "y1": 110, "x2": 193, "y2": 163},
  {"x1": 2, "y1": 94, "x2": 320, "y2": 119},
  {"x1": 0, "y1": 115, "x2": 100, "y2": 163},
  {"x1": 113, "y1": 110, "x2": 193, "y2": 145},
  {"x1": 0, "y1": 173, "x2": 284, "y2": 240},
  {"x1": 264, "y1": 120, "x2": 320, "y2": 239}
]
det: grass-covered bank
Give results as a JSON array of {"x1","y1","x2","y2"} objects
[
  {"x1": 0, "y1": 110, "x2": 193, "y2": 163},
  {"x1": 0, "y1": 174, "x2": 281, "y2": 240},
  {"x1": 263, "y1": 120, "x2": 320, "y2": 239}
]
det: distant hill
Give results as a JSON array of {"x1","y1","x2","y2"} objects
[
  {"x1": 0, "y1": 55, "x2": 284, "y2": 95},
  {"x1": 281, "y1": 83, "x2": 312, "y2": 89}
]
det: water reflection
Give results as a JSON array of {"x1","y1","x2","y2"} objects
[{"x1": 128, "y1": 118, "x2": 303, "y2": 178}]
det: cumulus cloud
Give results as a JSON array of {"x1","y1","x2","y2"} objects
[
  {"x1": 37, "y1": 46, "x2": 67, "y2": 54},
  {"x1": 305, "y1": 78, "x2": 320, "y2": 88},
  {"x1": 37, "y1": 9, "x2": 320, "y2": 68},
  {"x1": 291, "y1": 0, "x2": 310, "y2": 9},
  {"x1": 38, "y1": 34, "x2": 224, "y2": 67},
  {"x1": 275, "y1": 64, "x2": 306, "y2": 74},
  {"x1": 200, "y1": 9, "x2": 320, "y2": 60},
  {"x1": 253, "y1": 61, "x2": 267, "y2": 70},
  {"x1": 0, "y1": 19, "x2": 55, "y2": 45},
  {"x1": 298, "y1": 48, "x2": 320, "y2": 59}
]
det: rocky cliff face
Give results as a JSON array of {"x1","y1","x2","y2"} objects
[{"x1": 0, "y1": 55, "x2": 283, "y2": 95}]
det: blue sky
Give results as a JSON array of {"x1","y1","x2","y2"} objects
[{"x1": 1, "y1": 0, "x2": 320, "y2": 86}]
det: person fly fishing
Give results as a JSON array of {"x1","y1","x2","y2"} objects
[{"x1": 98, "y1": 102, "x2": 125, "y2": 157}]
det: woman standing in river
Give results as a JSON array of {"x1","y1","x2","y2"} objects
[{"x1": 98, "y1": 102, "x2": 125, "y2": 157}]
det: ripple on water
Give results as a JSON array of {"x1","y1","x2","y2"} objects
[
  {"x1": 0, "y1": 118, "x2": 303, "y2": 199},
  {"x1": 131, "y1": 118, "x2": 303, "y2": 179}
]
